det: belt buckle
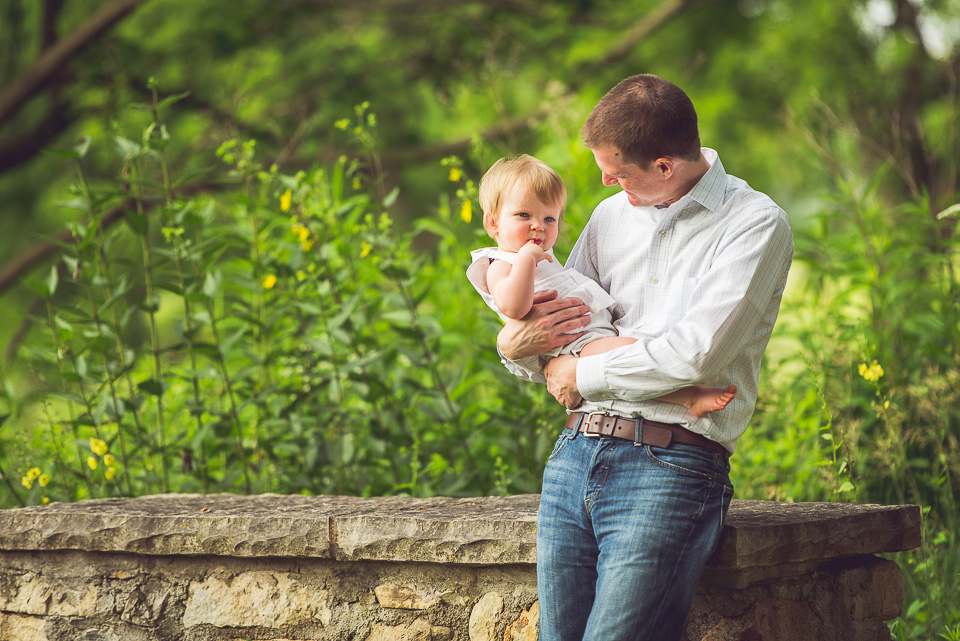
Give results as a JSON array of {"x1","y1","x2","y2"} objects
[{"x1": 582, "y1": 411, "x2": 609, "y2": 438}]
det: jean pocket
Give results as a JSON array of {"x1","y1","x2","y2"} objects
[
  {"x1": 547, "y1": 431, "x2": 569, "y2": 462},
  {"x1": 720, "y1": 484, "x2": 735, "y2": 529},
  {"x1": 643, "y1": 445, "x2": 714, "y2": 481}
]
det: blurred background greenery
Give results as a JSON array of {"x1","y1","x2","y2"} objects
[{"x1": 0, "y1": 0, "x2": 958, "y2": 638}]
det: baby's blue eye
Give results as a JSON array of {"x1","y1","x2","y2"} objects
[
  {"x1": 517, "y1": 212, "x2": 530, "y2": 218},
  {"x1": 545, "y1": 217, "x2": 557, "y2": 223}
]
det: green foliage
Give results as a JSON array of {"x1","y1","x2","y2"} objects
[
  {"x1": 735, "y1": 166, "x2": 960, "y2": 640},
  {"x1": 0, "y1": 96, "x2": 562, "y2": 503}
]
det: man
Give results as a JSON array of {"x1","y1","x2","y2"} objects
[{"x1": 497, "y1": 74, "x2": 793, "y2": 641}]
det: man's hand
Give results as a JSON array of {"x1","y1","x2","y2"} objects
[
  {"x1": 545, "y1": 354, "x2": 582, "y2": 409},
  {"x1": 497, "y1": 290, "x2": 591, "y2": 360}
]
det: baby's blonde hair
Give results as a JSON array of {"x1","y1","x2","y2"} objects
[{"x1": 478, "y1": 155, "x2": 566, "y2": 237}]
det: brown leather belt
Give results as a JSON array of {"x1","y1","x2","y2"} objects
[{"x1": 564, "y1": 412, "x2": 727, "y2": 455}]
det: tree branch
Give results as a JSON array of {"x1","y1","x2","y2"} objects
[
  {"x1": 384, "y1": 0, "x2": 710, "y2": 166},
  {"x1": 0, "y1": 0, "x2": 146, "y2": 126},
  {"x1": 589, "y1": 0, "x2": 721, "y2": 70},
  {"x1": 0, "y1": 178, "x2": 229, "y2": 297},
  {"x1": 0, "y1": 102, "x2": 72, "y2": 174}
]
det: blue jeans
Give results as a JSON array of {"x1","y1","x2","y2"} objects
[{"x1": 537, "y1": 427, "x2": 734, "y2": 641}]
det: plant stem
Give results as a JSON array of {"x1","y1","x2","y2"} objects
[
  {"x1": 150, "y1": 88, "x2": 210, "y2": 491},
  {"x1": 77, "y1": 159, "x2": 149, "y2": 493},
  {"x1": 132, "y1": 158, "x2": 170, "y2": 491}
]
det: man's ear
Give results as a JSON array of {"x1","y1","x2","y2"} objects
[{"x1": 654, "y1": 158, "x2": 675, "y2": 180}]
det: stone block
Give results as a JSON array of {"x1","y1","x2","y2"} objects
[
  {"x1": 469, "y1": 592, "x2": 504, "y2": 641},
  {"x1": 504, "y1": 601, "x2": 539, "y2": 641},
  {"x1": 182, "y1": 570, "x2": 331, "y2": 629},
  {"x1": 0, "y1": 613, "x2": 48, "y2": 641},
  {"x1": 0, "y1": 571, "x2": 97, "y2": 617},
  {"x1": 331, "y1": 496, "x2": 539, "y2": 565},
  {"x1": 705, "y1": 501, "x2": 921, "y2": 587},
  {"x1": 0, "y1": 494, "x2": 350, "y2": 558},
  {"x1": 365, "y1": 618, "x2": 452, "y2": 640},
  {"x1": 374, "y1": 583, "x2": 440, "y2": 609}
]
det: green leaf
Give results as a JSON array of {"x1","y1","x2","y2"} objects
[
  {"x1": 123, "y1": 209, "x2": 148, "y2": 235},
  {"x1": 114, "y1": 135, "x2": 142, "y2": 160},
  {"x1": 383, "y1": 186, "x2": 400, "y2": 208},
  {"x1": 47, "y1": 391, "x2": 85, "y2": 404},
  {"x1": 173, "y1": 165, "x2": 215, "y2": 188},
  {"x1": 203, "y1": 271, "x2": 222, "y2": 298},
  {"x1": 156, "y1": 91, "x2": 191, "y2": 113},
  {"x1": 138, "y1": 379, "x2": 166, "y2": 397},
  {"x1": 43, "y1": 136, "x2": 92, "y2": 160},
  {"x1": 46, "y1": 265, "x2": 59, "y2": 297},
  {"x1": 936, "y1": 203, "x2": 960, "y2": 220}
]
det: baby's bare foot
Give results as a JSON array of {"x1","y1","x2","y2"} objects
[{"x1": 687, "y1": 384, "x2": 737, "y2": 418}]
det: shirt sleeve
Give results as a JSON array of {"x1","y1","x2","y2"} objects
[
  {"x1": 497, "y1": 348, "x2": 547, "y2": 384},
  {"x1": 576, "y1": 206, "x2": 794, "y2": 402}
]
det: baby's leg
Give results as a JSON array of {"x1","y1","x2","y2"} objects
[
  {"x1": 658, "y1": 385, "x2": 737, "y2": 418},
  {"x1": 577, "y1": 338, "x2": 736, "y2": 417}
]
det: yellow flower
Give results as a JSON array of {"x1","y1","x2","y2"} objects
[
  {"x1": 103, "y1": 454, "x2": 116, "y2": 467},
  {"x1": 87, "y1": 456, "x2": 98, "y2": 471},
  {"x1": 38, "y1": 474, "x2": 50, "y2": 487},
  {"x1": 280, "y1": 189, "x2": 292, "y2": 213},
  {"x1": 42, "y1": 497, "x2": 50, "y2": 505},
  {"x1": 360, "y1": 241, "x2": 372, "y2": 259},
  {"x1": 858, "y1": 360, "x2": 884, "y2": 382},
  {"x1": 448, "y1": 167, "x2": 462, "y2": 182},
  {"x1": 27, "y1": 467, "x2": 41, "y2": 480},
  {"x1": 21, "y1": 476, "x2": 32, "y2": 489},
  {"x1": 460, "y1": 199, "x2": 472, "y2": 223},
  {"x1": 291, "y1": 224, "x2": 313, "y2": 251},
  {"x1": 90, "y1": 438, "x2": 108, "y2": 456},
  {"x1": 262, "y1": 274, "x2": 278, "y2": 289},
  {"x1": 105, "y1": 467, "x2": 117, "y2": 480}
]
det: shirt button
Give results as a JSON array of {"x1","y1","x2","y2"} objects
[
  {"x1": 652, "y1": 277, "x2": 659, "y2": 284},
  {"x1": 658, "y1": 230, "x2": 666, "y2": 238}
]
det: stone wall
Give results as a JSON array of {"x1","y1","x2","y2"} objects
[{"x1": 0, "y1": 494, "x2": 921, "y2": 641}]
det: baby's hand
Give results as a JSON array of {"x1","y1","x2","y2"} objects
[{"x1": 518, "y1": 240, "x2": 554, "y2": 263}]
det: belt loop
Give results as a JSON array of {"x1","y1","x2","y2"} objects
[
  {"x1": 570, "y1": 412, "x2": 584, "y2": 440},
  {"x1": 634, "y1": 417, "x2": 644, "y2": 447}
]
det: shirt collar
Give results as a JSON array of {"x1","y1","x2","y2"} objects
[{"x1": 660, "y1": 148, "x2": 725, "y2": 214}]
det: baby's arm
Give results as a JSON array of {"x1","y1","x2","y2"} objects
[{"x1": 487, "y1": 244, "x2": 552, "y2": 319}]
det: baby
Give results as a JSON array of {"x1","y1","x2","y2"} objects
[{"x1": 466, "y1": 154, "x2": 735, "y2": 417}]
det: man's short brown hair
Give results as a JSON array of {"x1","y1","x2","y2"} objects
[
  {"x1": 479, "y1": 154, "x2": 566, "y2": 237},
  {"x1": 581, "y1": 74, "x2": 701, "y2": 167}
]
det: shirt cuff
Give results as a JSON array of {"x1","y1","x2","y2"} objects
[
  {"x1": 576, "y1": 353, "x2": 614, "y2": 402},
  {"x1": 496, "y1": 344, "x2": 544, "y2": 379}
]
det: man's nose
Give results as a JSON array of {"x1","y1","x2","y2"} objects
[{"x1": 602, "y1": 172, "x2": 617, "y2": 187}]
